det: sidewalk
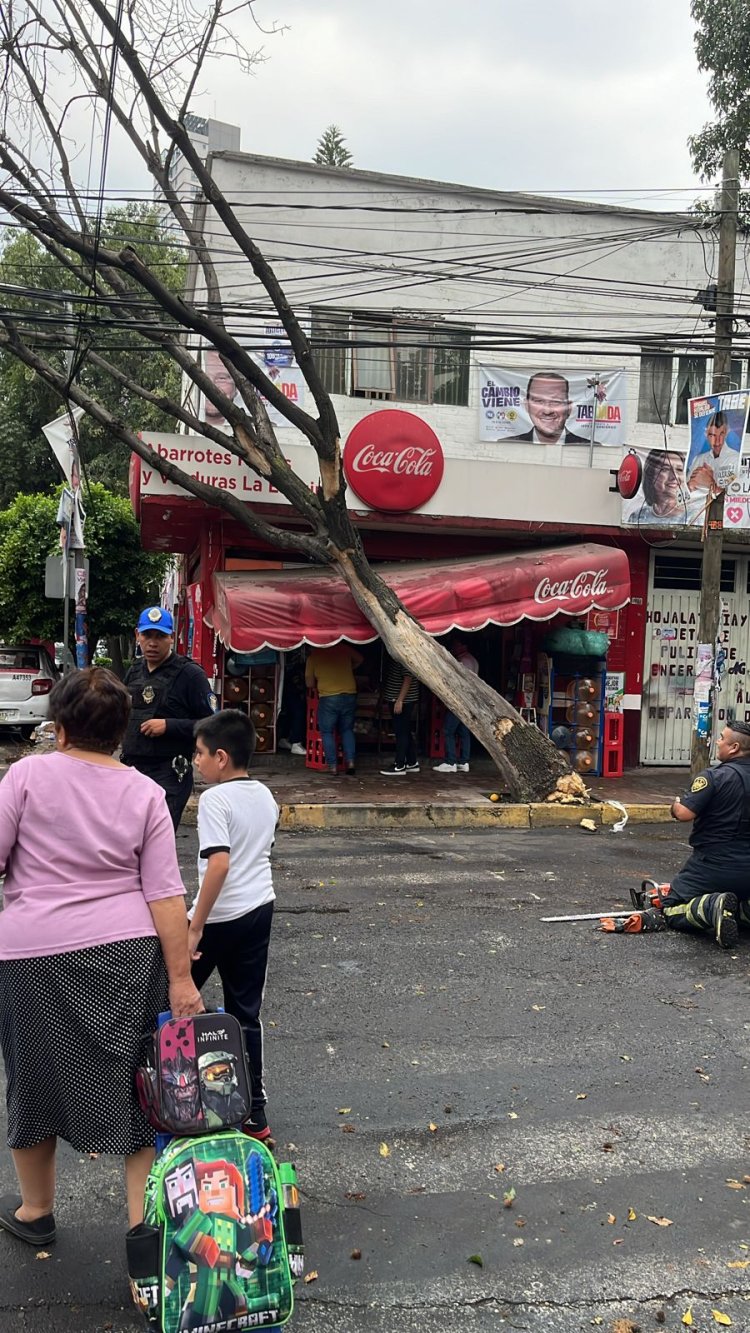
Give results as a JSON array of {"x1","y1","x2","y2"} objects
[{"x1": 188, "y1": 753, "x2": 681, "y2": 831}]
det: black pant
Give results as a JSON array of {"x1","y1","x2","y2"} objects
[
  {"x1": 393, "y1": 701, "x2": 417, "y2": 767},
  {"x1": 663, "y1": 849, "x2": 750, "y2": 935},
  {"x1": 124, "y1": 759, "x2": 193, "y2": 831},
  {"x1": 191, "y1": 902, "x2": 274, "y2": 1112}
]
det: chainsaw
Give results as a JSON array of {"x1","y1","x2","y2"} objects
[{"x1": 542, "y1": 880, "x2": 669, "y2": 933}]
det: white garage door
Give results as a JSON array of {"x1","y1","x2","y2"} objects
[{"x1": 641, "y1": 550, "x2": 750, "y2": 765}]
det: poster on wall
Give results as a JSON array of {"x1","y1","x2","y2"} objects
[
  {"x1": 622, "y1": 391, "x2": 750, "y2": 529},
  {"x1": 621, "y1": 448, "x2": 707, "y2": 528},
  {"x1": 685, "y1": 390, "x2": 749, "y2": 492},
  {"x1": 478, "y1": 365, "x2": 627, "y2": 445},
  {"x1": 199, "y1": 318, "x2": 308, "y2": 431}
]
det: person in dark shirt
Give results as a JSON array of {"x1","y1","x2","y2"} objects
[
  {"x1": 121, "y1": 607, "x2": 217, "y2": 829},
  {"x1": 663, "y1": 721, "x2": 750, "y2": 948}
]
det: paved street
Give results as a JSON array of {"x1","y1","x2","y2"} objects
[{"x1": 2, "y1": 821, "x2": 750, "y2": 1331}]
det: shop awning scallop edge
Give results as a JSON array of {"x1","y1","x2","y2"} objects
[{"x1": 205, "y1": 542, "x2": 630, "y2": 653}]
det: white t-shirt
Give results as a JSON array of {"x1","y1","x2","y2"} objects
[{"x1": 192, "y1": 779, "x2": 279, "y2": 924}]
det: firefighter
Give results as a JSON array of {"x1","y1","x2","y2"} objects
[
  {"x1": 664, "y1": 721, "x2": 750, "y2": 949},
  {"x1": 121, "y1": 607, "x2": 217, "y2": 829}
]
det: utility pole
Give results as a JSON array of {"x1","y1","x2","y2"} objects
[{"x1": 690, "y1": 147, "x2": 740, "y2": 777}]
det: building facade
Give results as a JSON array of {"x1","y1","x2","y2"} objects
[{"x1": 134, "y1": 153, "x2": 750, "y2": 769}]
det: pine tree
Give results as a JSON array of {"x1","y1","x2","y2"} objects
[{"x1": 313, "y1": 125, "x2": 353, "y2": 168}]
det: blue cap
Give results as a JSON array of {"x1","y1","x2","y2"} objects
[{"x1": 137, "y1": 606, "x2": 174, "y2": 634}]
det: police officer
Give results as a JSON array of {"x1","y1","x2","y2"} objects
[
  {"x1": 122, "y1": 607, "x2": 217, "y2": 830},
  {"x1": 664, "y1": 720, "x2": 750, "y2": 949}
]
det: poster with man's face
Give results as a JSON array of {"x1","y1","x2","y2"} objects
[
  {"x1": 479, "y1": 366, "x2": 627, "y2": 445},
  {"x1": 685, "y1": 390, "x2": 750, "y2": 494},
  {"x1": 199, "y1": 321, "x2": 307, "y2": 431}
]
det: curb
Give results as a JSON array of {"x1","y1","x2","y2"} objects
[
  {"x1": 182, "y1": 798, "x2": 671, "y2": 832},
  {"x1": 277, "y1": 800, "x2": 672, "y2": 832}
]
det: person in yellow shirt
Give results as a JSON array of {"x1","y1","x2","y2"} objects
[{"x1": 305, "y1": 643, "x2": 363, "y2": 775}]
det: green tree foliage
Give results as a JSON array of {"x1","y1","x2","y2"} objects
[
  {"x1": 0, "y1": 205, "x2": 186, "y2": 501},
  {"x1": 689, "y1": 0, "x2": 750, "y2": 180},
  {"x1": 0, "y1": 485, "x2": 168, "y2": 651},
  {"x1": 313, "y1": 125, "x2": 353, "y2": 168}
]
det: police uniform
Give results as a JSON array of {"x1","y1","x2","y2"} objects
[
  {"x1": 662, "y1": 758, "x2": 750, "y2": 935},
  {"x1": 122, "y1": 649, "x2": 217, "y2": 830}
]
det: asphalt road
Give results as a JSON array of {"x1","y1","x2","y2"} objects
[{"x1": 2, "y1": 821, "x2": 750, "y2": 1332}]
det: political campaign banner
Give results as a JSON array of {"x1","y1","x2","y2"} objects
[
  {"x1": 621, "y1": 448, "x2": 708, "y2": 529},
  {"x1": 200, "y1": 319, "x2": 307, "y2": 432},
  {"x1": 685, "y1": 389, "x2": 750, "y2": 494},
  {"x1": 478, "y1": 365, "x2": 627, "y2": 445}
]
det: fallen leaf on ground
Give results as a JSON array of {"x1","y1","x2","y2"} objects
[
  {"x1": 681, "y1": 1310, "x2": 693, "y2": 1327},
  {"x1": 508, "y1": 1111, "x2": 518, "y2": 1120},
  {"x1": 428, "y1": 1122, "x2": 438, "y2": 1132},
  {"x1": 612, "y1": 1320, "x2": 640, "y2": 1333},
  {"x1": 627, "y1": 1208, "x2": 637, "y2": 1221},
  {"x1": 468, "y1": 1253, "x2": 483, "y2": 1267},
  {"x1": 579, "y1": 818, "x2": 597, "y2": 831},
  {"x1": 711, "y1": 1312, "x2": 732, "y2": 1326},
  {"x1": 337, "y1": 1107, "x2": 352, "y2": 1115},
  {"x1": 494, "y1": 1163, "x2": 506, "y2": 1173},
  {"x1": 512, "y1": 1237, "x2": 524, "y2": 1246},
  {"x1": 619, "y1": 1054, "x2": 632, "y2": 1062},
  {"x1": 503, "y1": 1188, "x2": 516, "y2": 1208},
  {"x1": 531, "y1": 1004, "x2": 545, "y2": 1011},
  {"x1": 341, "y1": 1124, "x2": 356, "y2": 1134},
  {"x1": 381, "y1": 1041, "x2": 390, "y2": 1048},
  {"x1": 601, "y1": 1143, "x2": 615, "y2": 1152},
  {"x1": 514, "y1": 1217, "x2": 526, "y2": 1228},
  {"x1": 727, "y1": 1259, "x2": 750, "y2": 1268},
  {"x1": 344, "y1": 1191, "x2": 366, "y2": 1201},
  {"x1": 35, "y1": 1251, "x2": 50, "y2": 1260},
  {"x1": 607, "y1": 1213, "x2": 616, "y2": 1225},
  {"x1": 350, "y1": 1249, "x2": 361, "y2": 1260},
  {"x1": 304, "y1": 1271, "x2": 318, "y2": 1284},
  {"x1": 379, "y1": 1142, "x2": 390, "y2": 1158},
  {"x1": 576, "y1": 1093, "x2": 588, "y2": 1100},
  {"x1": 646, "y1": 1215, "x2": 673, "y2": 1227},
  {"x1": 726, "y1": 1179, "x2": 746, "y2": 1189}
]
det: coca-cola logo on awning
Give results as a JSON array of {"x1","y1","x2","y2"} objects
[
  {"x1": 343, "y1": 410, "x2": 444, "y2": 512},
  {"x1": 534, "y1": 569, "x2": 611, "y2": 603}
]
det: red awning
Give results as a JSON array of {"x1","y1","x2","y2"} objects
[{"x1": 206, "y1": 542, "x2": 630, "y2": 652}]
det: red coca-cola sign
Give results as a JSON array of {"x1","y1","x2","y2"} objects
[
  {"x1": 534, "y1": 569, "x2": 611, "y2": 604},
  {"x1": 343, "y1": 410, "x2": 444, "y2": 512},
  {"x1": 617, "y1": 451, "x2": 642, "y2": 500}
]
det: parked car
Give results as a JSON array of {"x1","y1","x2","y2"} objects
[{"x1": 0, "y1": 644, "x2": 59, "y2": 739}]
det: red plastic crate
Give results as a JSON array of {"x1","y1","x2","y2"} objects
[{"x1": 602, "y1": 710, "x2": 624, "y2": 779}]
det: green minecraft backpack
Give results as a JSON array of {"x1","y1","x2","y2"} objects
[{"x1": 127, "y1": 1129, "x2": 303, "y2": 1333}]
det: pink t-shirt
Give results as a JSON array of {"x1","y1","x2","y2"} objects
[{"x1": 0, "y1": 751, "x2": 186, "y2": 960}]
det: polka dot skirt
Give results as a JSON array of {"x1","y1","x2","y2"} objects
[{"x1": 0, "y1": 936, "x2": 168, "y2": 1154}]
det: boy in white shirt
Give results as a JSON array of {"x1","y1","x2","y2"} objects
[{"x1": 190, "y1": 709, "x2": 279, "y2": 1143}]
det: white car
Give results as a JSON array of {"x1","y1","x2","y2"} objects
[{"x1": 0, "y1": 645, "x2": 59, "y2": 739}]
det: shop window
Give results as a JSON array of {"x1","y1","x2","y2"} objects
[
  {"x1": 653, "y1": 552, "x2": 735, "y2": 592},
  {"x1": 637, "y1": 352, "x2": 672, "y2": 424},
  {"x1": 675, "y1": 355, "x2": 707, "y2": 425},
  {"x1": 312, "y1": 308, "x2": 471, "y2": 406}
]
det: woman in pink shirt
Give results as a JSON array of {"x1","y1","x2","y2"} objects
[{"x1": 0, "y1": 668, "x2": 203, "y2": 1249}]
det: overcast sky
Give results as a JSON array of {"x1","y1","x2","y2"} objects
[{"x1": 181, "y1": 0, "x2": 714, "y2": 210}]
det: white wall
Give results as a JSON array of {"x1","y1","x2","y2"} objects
[{"x1": 187, "y1": 153, "x2": 730, "y2": 507}]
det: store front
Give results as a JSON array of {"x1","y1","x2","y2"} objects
[
  {"x1": 204, "y1": 543, "x2": 631, "y2": 773},
  {"x1": 131, "y1": 415, "x2": 645, "y2": 772},
  {"x1": 641, "y1": 547, "x2": 750, "y2": 765}
]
